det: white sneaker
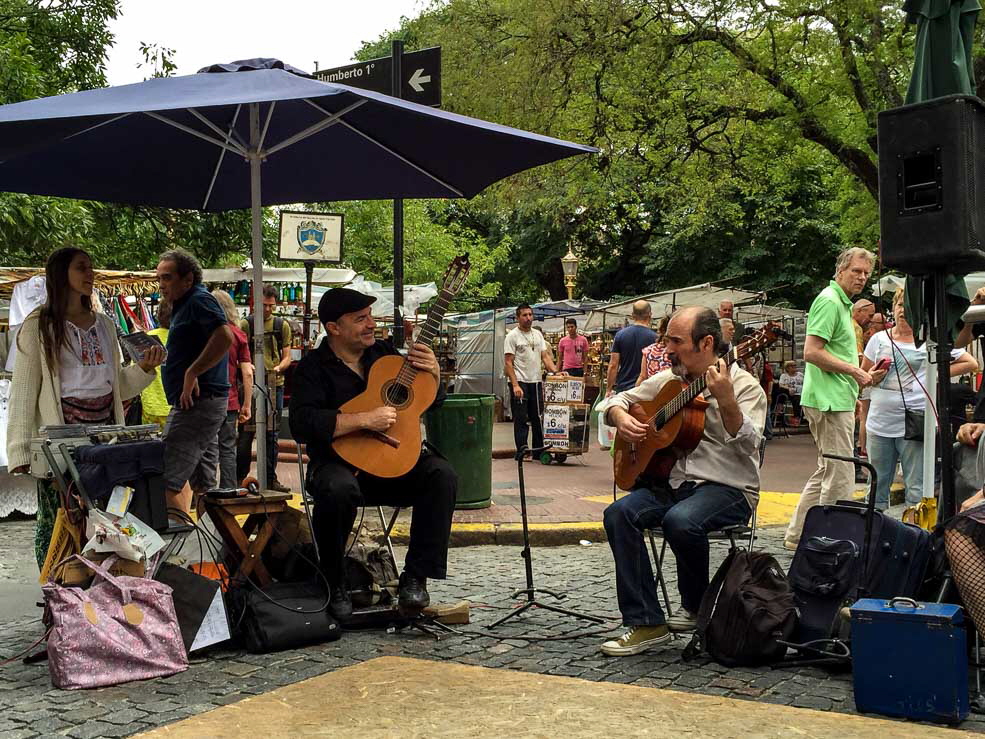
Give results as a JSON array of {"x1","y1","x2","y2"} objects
[
  {"x1": 666, "y1": 607, "x2": 698, "y2": 632},
  {"x1": 600, "y1": 625, "x2": 671, "y2": 656}
]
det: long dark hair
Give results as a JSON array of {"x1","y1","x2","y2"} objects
[{"x1": 36, "y1": 247, "x2": 93, "y2": 371}]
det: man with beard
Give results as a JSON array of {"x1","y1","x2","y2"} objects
[{"x1": 598, "y1": 306, "x2": 767, "y2": 656}]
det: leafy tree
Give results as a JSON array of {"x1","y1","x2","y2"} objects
[{"x1": 354, "y1": 0, "x2": 932, "y2": 306}]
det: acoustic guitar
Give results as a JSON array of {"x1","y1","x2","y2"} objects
[
  {"x1": 332, "y1": 254, "x2": 471, "y2": 478},
  {"x1": 612, "y1": 323, "x2": 782, "y2": 490}
]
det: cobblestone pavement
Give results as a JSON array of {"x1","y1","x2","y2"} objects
[{"x1": 0, "y1": 522, "x2": 982, "y2": 737}]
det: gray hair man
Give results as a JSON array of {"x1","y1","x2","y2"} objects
[
  {"x1": 599, "y1": 306, "x2": 766, "y2": 656},
  {"x1": 784, "y1": 247, "x2": 886, "y2": 550}
]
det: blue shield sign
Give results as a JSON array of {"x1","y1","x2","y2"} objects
[{"x1": 297, "y1": 220, "x2": 327, "y2": 254}]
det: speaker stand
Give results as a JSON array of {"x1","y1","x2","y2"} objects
[{"x1": 929, "y1": 270, "x2": 957, "y2": 525}]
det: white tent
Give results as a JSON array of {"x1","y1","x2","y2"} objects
[
  {"x1": 582, "y1": 283, "x2": 804, "y2": 332},
  {"x1": 201, "y1": 264, "x2": 355, "y2": 285},
  {"x1": 874, "y1": 272, "x2": 985, "y2": 298}
]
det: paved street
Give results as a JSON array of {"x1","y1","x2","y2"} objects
[{"x1": 0, "y1": 520, "x2": 982, "y2": 736}]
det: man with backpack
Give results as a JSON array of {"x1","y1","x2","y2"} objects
[
  {"x1": 599, "y1": 306, "x2": 767, "y2": 656},
  {"x1": 239, "y1": 285, "x2": 293, "y2": 493}
]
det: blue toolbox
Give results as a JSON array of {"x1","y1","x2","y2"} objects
[{"x1": 850, "y1": 597, "x2": 968, "y2": 724}]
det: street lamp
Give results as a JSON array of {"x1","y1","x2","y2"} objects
[{"x1": 561, "y1": 247, "x2": 579, "y2": 300}]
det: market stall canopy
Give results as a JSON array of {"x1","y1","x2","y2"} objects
[
  {"x1": 310, "y1": 276, "x2": 438, "y2": 320},
  {"x1": 0, "y1": 267, "x2": 157, "y2": 296},
  {"x1": 502, "y1": 299, "x2": 606, "y2": 324},
  {"x1": 581, "y1": 283, "x2": 803, "y2": 333},
  {"x1": 201, "y1": 265, "x2": 355, "y2": 285},
  {"x1": 875, "y1": 272, "x2": 985, "y2": 298}
]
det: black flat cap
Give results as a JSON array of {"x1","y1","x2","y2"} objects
[{"x1": 318, "y1": 287, "x2": 377, "y2": 324}]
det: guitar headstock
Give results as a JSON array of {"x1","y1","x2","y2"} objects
[
  {"x1": 441, "y1": 254, "x2": 471, "y2": 297},
  {"x1": 734, "y1": 321, "x2": 783, "y2": 360}
]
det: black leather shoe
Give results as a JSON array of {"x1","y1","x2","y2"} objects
[
  {"x1": 329, "y1": 584, "x2": 353, "y2": 621},
  {"x1": 397, "y1": 572, "x2": 430, "y2": 613}
]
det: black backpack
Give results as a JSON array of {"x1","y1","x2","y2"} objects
[{"x1": 687, "y1": 549, "x2": 798, "y2": 666}]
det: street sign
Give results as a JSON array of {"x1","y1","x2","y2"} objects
[{"x1": 314, "y1": 47, "x2": 441, "y2": 107}]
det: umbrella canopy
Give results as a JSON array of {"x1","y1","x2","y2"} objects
[
  {"x1": 0, "y1": 60, "x2": 596, "y2": 208},
  {"x1": 0, "y1": 58, "x2": 597, "y2": 487}
]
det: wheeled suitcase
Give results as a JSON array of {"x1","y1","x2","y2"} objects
[
  {"x1": 788, "y1": 500, "x2": 932, "y2": 643},
  {"x1": 851, "y1": 597, "x2": 968, "y2": 724}
]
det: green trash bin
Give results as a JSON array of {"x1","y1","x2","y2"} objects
[{"x1": 424, "y1": 393, "x2": 494, "y2": 510}]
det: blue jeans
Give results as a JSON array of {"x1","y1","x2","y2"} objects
[
  {"x1": 266, "y1": 384, "x2": 285, "y2": 482},
  {"x1": 603, "y1": 481, "x2": 751, "y2": 626},
  {"x1": 866, "y1": 432, "x2": 924, "y2": 509}
]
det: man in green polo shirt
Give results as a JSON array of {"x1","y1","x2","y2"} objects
[{"x1": 784, "y1": 247, "x2": 887, "y2": 549}]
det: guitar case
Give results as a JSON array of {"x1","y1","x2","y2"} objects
[{"x1": 787, "y1": 500, "x2": 932, "y2": 644}]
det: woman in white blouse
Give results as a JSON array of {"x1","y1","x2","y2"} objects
[{"x1": 6, "y1": 247, "x2": 164, "y2": 568}]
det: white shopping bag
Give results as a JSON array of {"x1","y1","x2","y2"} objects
[{"x1": 594, "y1": 394, "x2": 616, "y2": 450}]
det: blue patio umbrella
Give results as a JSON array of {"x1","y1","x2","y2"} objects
[{"x1": 0, "y1": 58, "x2": 597, "y2": 487}]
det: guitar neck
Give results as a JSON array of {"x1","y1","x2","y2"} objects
[
  {"x1": 394, "y1": 288, "x2": 454, "y2": 385},
  {"x1": 655, "y1": 347, "x2": 745, "y2": 425}
]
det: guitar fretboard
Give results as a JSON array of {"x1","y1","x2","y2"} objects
[
  {"x1": 391, "y1": 287, "x2": 454, "y2": 391},
  {"x1": 650, "y1": 344, "x2": 753, "y2": 429}
]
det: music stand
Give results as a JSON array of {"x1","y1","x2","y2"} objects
[{"x1": 489, "y1": 445, "x2": 604, "y2": 628}]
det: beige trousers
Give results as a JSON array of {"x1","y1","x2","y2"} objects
[{"x1": 784, "y1": 406, "x2": 856, "y2": 547}]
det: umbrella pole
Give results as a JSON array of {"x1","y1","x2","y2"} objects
[{"x1": 250, "y1": 102, "x2": 269, "y2": 492}]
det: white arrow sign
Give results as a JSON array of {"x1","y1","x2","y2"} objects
[{"x1": 408, "y1": 68, "x2": 431, "y2": 93}]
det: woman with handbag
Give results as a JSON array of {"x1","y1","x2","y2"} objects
[
  {"x1": 6, "y1": 247, "x2": 165, "y2": 568},
  {"x1": 861, "y1": 289, "x2": 977, "y2": 510}
]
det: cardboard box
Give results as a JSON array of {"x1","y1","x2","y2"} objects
[
  {"x1": 543, "y1": 403, "x2": 590, "y2": 453},
  {"x1": 545, "y1": 375, "x2": 585, "y2": 404},
  {"x1": 58, "y1": 550, "x2": 146, "y2": 586}
]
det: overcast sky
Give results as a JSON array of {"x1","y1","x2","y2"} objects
[{"x1": 104, "y1": 0, "x2": 425, "y2": 85}]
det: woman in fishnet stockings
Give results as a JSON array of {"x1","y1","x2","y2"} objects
[
  {"x1": 946, "y1": 429, "x2": 985, "y2": 638},
  {"x1": 946, "y1": 511, "x2": 985, "y2": 638}
]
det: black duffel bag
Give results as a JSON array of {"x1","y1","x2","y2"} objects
[{"x1": 228, "y1": 580, "x2": 340, "y2": 654}]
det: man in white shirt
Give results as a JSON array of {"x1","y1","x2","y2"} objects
[
  {"x1": 504, "y1": 304, "x2": 561, "y2": 456},
  {"x1": 598, "y1": 306, "x2": 766, "y2": 656}
]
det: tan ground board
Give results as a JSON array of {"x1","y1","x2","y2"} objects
[{"x1": 137, "y1": 655, "x2": 974, "y2": 738}]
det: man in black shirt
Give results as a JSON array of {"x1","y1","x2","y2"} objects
[
  {"x1": 290, "y1": 288, "x2": 457, "y2": 620},
  {"x1": 157, "y1": 249, "x2": 232, "y2": 516}
]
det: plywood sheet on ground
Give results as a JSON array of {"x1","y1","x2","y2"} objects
[{"x1": 136, "y1": 656, "x2": 974, "y2": 738}]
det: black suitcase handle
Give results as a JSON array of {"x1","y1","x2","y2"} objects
[{"x1": 821, "y1": 453, "x2": 878, "y2": 599}]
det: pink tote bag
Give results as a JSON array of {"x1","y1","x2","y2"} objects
[{"x1": 42, "y1": 555, "x2": 187, "y2": 689}]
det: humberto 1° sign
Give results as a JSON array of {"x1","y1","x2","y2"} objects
[{"x1": 314, "y1": 47, "x2": 441, "y2": 107}]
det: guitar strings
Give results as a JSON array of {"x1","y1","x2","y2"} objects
[{"x1": 641, "y1": 332, "x2": 770, "y2": 429}]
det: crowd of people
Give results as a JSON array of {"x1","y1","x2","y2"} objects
[
  {"x1": 498, "y1": 245, "x2": 985, "y2": 656},
  {"x1": 10, "y1": 242, "x2": 985, "y2": 657},
  {"x1": 4, "y1": 247, "x2": 454, "y2": 620}
]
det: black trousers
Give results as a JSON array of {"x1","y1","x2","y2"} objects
[
  {"x1": 306, "y1": 454, "x2": 457, "y2": 585},
  {"x1": 511, "y1": 381, "x2": 544, "y2": 453}
]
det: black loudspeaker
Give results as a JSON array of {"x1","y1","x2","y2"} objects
[{"x1": 878, "y1": 94, "x2": 985, "y2": 275}]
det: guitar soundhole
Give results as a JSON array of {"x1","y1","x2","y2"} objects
[{"x1": 382, "y1": 381, "x2": 412, "y2": 410}]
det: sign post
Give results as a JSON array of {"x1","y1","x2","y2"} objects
[
  {"x1": 278, "y1": 210, "x2": 344, "y2": 356},
  {"x1": 315, "y1": 45, "x2": 442, "y2": 346},
  {"x1": 392, "y1": 39, "x2": 405, "y2": 347}
]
